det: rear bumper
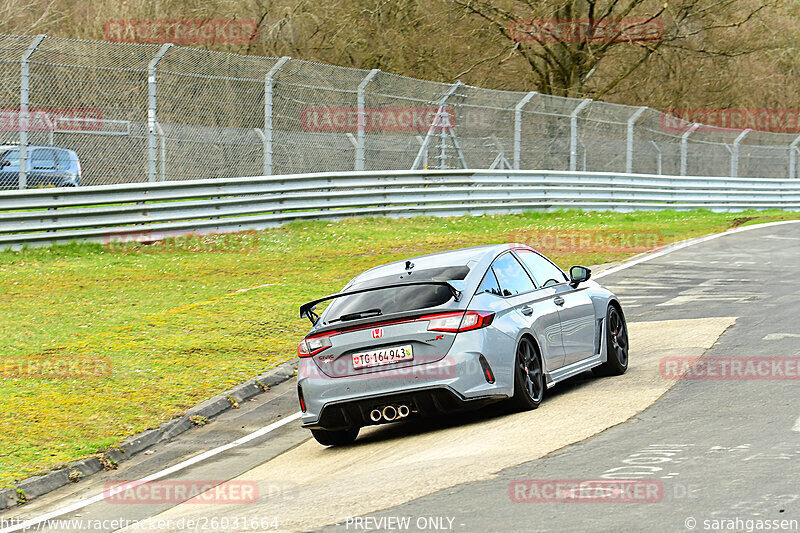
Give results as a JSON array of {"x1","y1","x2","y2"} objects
[
  {"x1": 297, "y1": 338, "x2": 512, "y2": 429},
  {"x1": 301, "y1": 385, "x2": 506, "y2": 430}
]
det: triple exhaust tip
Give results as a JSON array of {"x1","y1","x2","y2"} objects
[{"x1": 370, "y1": 404, "x2": 410, "y2": 422}]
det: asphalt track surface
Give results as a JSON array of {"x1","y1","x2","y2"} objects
[{"x1": 2, "y1": 221, "x2": 798, "y2": 533}]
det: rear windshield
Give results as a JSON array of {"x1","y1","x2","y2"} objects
[{"x1": 323, "y1": 265, "x2": 469, "y2": 322}]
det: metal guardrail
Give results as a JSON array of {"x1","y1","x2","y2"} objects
[{"x1": 1, "y1": 170, "x2": 799, "y2": 249}]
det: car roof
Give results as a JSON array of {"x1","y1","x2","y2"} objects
[
  {"x1": 0, "y1": 145, "x2": 74, "y2": 152},
  {"x1": 348, "y1": 243, "x2": 527, "y2": 286}
]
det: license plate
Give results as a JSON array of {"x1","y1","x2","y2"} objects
[{"x1": 352, "y1": 345, "x2": 414, "y2": 369}]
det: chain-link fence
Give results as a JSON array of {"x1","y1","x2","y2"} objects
[{"x1": 1, "y1": 32, "x2": 800, "y2": 190}]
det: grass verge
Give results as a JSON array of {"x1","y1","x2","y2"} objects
[{"x1": 0, "y1": 209, "x2": 797, "y2": 486}]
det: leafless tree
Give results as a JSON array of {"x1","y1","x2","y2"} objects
[{"x1": 449, "y1": 0, "x2": 773, "y2": 98}]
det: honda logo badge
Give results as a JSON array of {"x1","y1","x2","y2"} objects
[{"x1": 372, "y1": 328, "x2": 384, "y2": 339}]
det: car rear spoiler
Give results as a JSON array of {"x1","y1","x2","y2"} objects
[{"x1": 299, "y1": 281, "x2": 464, "y2": 325}]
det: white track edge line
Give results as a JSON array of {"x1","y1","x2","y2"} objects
[
  {"x1": 595, "y1": 219, "x2": 800, "y2": 279},
  {"x1": 0, "y1": 412, "x2": 302, "y2": 533}
]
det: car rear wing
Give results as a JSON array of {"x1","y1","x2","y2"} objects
[{"x1": 299, "y1": 281, "x2": 464, "y2": 325}]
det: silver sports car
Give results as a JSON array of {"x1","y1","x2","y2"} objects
[{"x1": 297, "y1": 243, "x2": 628, "y2": 446}]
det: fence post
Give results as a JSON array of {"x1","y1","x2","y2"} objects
[
  {"x1": 569, "y1": 98, "x2": 591, "y2": 171},
  {"x1": 355, "y1": 69, "x2": 380, "y2": 171},
  {"x1": 147, "y1": 43, "x2": 172, "y2": 183},
  {"x1": 625, "y1": 106, "x2": 647, "y2": 173},
  {"x1": 513, "y1": 91, "x2": 537, "y2": 170},
  {"x1": 650, "y1": 141, "x2": 662, "y2": 175},
  {"x1": 264, "y1": 56, "x2": 290, "y2": 176},
  {"x1": 18, "y1": 34, "x2": 46, "y2": 190},
  {"x1": 680, "y1": 123, "x2": 700, "y2": 176},
  {"x1": 731, "y1": 128, "x2": 751, "y2": 178},
  {"x1": 155, "y1": 122, "x2": 166, "y2": 182},
  {"x1": 790, "y1": 135, "x2": 800, "y2": 178}
]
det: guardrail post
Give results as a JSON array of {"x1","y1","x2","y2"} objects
[
  {"x1": 513, "y1": 91, "x2": 537, "y2": 170},
  {"x1": 264, "y1": 56, "x2": 290, "y2": 176},
  {"x1": 356, "y1": 69, "x2": 380, "y2": 171},
  {"x1": 625, "y1": 106, "x2": 647, "y2": 173},
  {"x1": 680, "y1": 123, "x2": 700, "y2": 176},
  {"x1": 148, "y1": 43, "x2": 172, "y2": 183},
  {"x1": 731, "y1": 128, "x2": 751, "y2": 178},
  {"x1": 569, "y1": 99, "x2": 592, "y2": 171},
  {"x1": 18, "y1": 34, "x2": 46, "y2": 190},
  {"x1": 789, "y1": 135, "x2": 800, "y2": 178}
]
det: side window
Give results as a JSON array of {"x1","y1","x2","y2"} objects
[
  {"x1": 517, "y1": 250, "x2": 567, "y2": 288},
  {"x1": 55, "y1": 150, "x2": 70, "y2": 170},
  {"x1": 31, "y1": 149, "x2": 56, "y2": 170},
  {"x1": 476, "y1": 267, "x2": 501, "y2": 296},
  {"x1": 491, "y1": 253, "x2": 535, "y2": 296},
  {"x1": 1, "y1": 150, "x2": 19, "y2": 170}
]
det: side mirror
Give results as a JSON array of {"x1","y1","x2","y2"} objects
[{"x1": 569, "y1": 265, "x2": 591, "y2": 288}]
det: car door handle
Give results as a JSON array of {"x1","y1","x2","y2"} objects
[
  {"x1": 553, "y1": 296, "x2": 565, "y2": 306},
  {"x1": 521, "y1": 305, "x2": 534, "y2": 316}
]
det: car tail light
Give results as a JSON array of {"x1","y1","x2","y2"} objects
[
  {"x1": 423, "y1": 312, "x2": 463, "y2": 332},
  {"x1": 424, "y1": 311, "x2": 495, "y2": 332},
  {"x1": 459, "y1": 311, "x2": 495, "y2": 331},
  {"x1": 298, "y1": 334, "x2": 333, "y2": 357}
]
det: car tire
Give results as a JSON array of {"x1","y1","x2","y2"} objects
[
  {"x1": 593, "y1": 304, "x2": 629, "y2": 377},
  {"x1": 310, "y1": 427, "x2": 360, "y2": 446},
  {"x1": 511, "y1": 337, "x2": 544, "y2": 410}
]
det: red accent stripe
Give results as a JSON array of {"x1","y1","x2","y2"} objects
[
  {"x1": 303, "y1": 310, "x2": 494, "y2": 339},
  {"x1": 305, "y1": 313, "x2": 436, "y2": 339}
]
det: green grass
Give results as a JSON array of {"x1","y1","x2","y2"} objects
[{"x1": 0, "y1": 209, "x2": 796, "y2": 487}]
